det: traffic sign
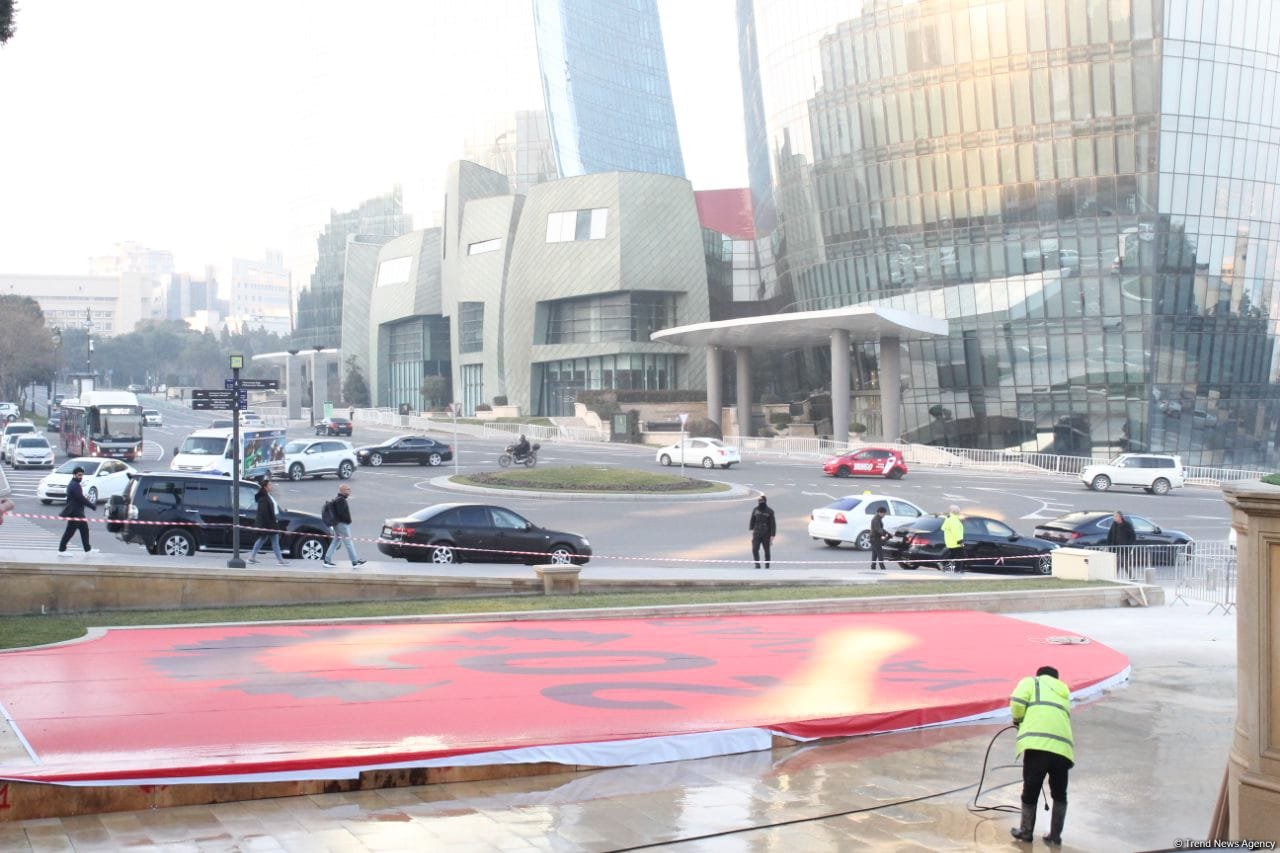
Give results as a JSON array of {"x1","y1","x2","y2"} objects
[
  {"x1": 224, "y1": 378, "x2": 279, "y2": 390},
  {"x1": 192, "y1": 389, "x2": 247, "y2": 410}
]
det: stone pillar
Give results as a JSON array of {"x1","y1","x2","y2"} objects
[
  {"x1": 706, "y1": 346, "x2": 724, "y2": 428},
  {"x1": 286, "y1": 353, "x2": 303, "y2": 420},
  {"x1": 831, "y1": 329, "x2": 851, "y2": 446},
  {"x1": 309, "y1": 351, "x2": 327, "y2": 423},
  {"x1": 879, "y1": 334, "x2": 901, "y2": 442},
  {"x1": 735, "y1": 347, "x2": 752, "y2": 439},
  {"x1": 1220, "y1": 482, "x2": 1280, "y2": 842}
]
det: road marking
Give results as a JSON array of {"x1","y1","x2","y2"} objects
[
  {"x1": 942, "y1": 493, "x2": 979, "y2": 501},
  {"x1": 802, "y1": 491, "x2": 837, "y2": 501}
]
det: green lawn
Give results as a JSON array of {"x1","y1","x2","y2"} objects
[
  {"x1": 0, "y1": 578, "x2": 1105, "y2": 650},
  {"x1": 454, "y1": 465, "x2": 730, "y2": 493}
]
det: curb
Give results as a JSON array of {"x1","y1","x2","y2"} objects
[{"x1": 427, "y1": 475, "x2": 755, "y2": 501}]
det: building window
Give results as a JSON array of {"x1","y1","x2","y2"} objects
[
  {"x1": 460, "y1": 364, "x2": 484, "y2": 416},
  {"x1": 545, "y1": 208, "x2": 609, "y2": 243},
  {"x1": 459, "y1": 302, "x2": 484, "y2": 353},
  {"x1": 376, "y1": 256, "x2": 413, "y2": 287},
  {"x1": 543, "y1": 292, "x2": 675, "y2": 344},
  {"x1": 467, "y1": 238, "x2": 502, "y2": 255}
]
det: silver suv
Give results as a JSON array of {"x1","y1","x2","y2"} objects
[{"x1": 1079, "y1": 453, "x2": 1184, "y2": 495}]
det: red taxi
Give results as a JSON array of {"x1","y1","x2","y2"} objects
[{"x1": 821, "y1": 447, "x2": 908, "y2": 479}]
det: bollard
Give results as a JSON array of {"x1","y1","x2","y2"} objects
[{"x1": 1144, "y1": 567, "x2": 1157, "y2": 586}]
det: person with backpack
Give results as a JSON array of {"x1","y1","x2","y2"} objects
[{"x1": 323, "y1": 483, "x2": 365, "y2": 567}]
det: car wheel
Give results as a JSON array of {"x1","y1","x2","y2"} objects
[
  {"x1": 899, "y1": 562, "x2": 917, "y2": 570},
  {"x1": 369, "y1": 453, "x2": 383, "y2": 467},
  {"x1": 338, "y1": 461, "x2": 354, "y2": 480},
  {"x1": 701, "y1": 456, "x2": 715, "y2": 469},
  {"x1": 1036, "y1": 554, "x2": 1053, "y2": 575},
  {"x1": 885, "y1": 469, "x2": 904, "y2": 480},
  {"x1": 40, "y1": 499, "x2": 52, "y2": 505},
  {"x1": 659, "y1": 454, "x2": 672, "y2": 466},
  {"x1": 854, "y1": 530, "x2": 873, "y2": 550},
  {"x1": 159, "y1": 529, "x2": 196, "y2": 557},
  {"x1": 428, "y1": 453, "x2": 443, "y2": 466},
  {"x1": 1090, "y1": 474, "x2": 1112, "y2": 491},
  {"x1": 86, "y1": 487, "x2": 98, "y2": 504},
  {"x1": 549, "y1": 544, "x2": 576, "y2": 565},
  {"x1": 1151, "y1": 477, "x2": 1171, "y2": 495},
  {"x1": 288, "y1": 463, "x2": 305, "y2": 482},
  {"x1": 836, "y1": 466, "x2": 851, "y2": 478},
  {"x1": 294, "y1": 536, "x2": 325, "y2": 561},
  {"x1": 430, "y1": 543, "x2": 456, "y2": 564},
  {"x1": 823, "y1": 539, "x2": 841, "y2": 548}
]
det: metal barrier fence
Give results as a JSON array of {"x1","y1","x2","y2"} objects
[{"x1": 1093, "y1": 543, "x2": 1236, "y2": 614}]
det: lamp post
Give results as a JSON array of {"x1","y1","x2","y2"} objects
[
  {"x1": 50, "y1": 328, "x2": 62, "y2": 414},
  {"x1": 228, "y1": 353, "x2": 246, "y2": 569},
  {"x1": 85, "y1": 307, "x2": 93, "y2": 374}
]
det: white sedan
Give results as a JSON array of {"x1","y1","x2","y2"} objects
[
  {"x1": 655, "y1": 438, "x2": 741, "y2": 469},
  {"x1": 808, "y1": 494, "x2": 927, "y2": 550},
  {"x1": 37, "y1": 457, "x2": 136, "y2": 505}
]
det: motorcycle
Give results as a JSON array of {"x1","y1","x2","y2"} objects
[{"x1": 498, "y1": 442, "x2": 540, "y2": 468}]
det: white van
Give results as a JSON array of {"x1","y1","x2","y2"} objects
[{"x1": 171, "y1": 426, "x2": 287, "y2": 479}]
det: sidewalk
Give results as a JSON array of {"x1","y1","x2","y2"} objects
[{"x1": 0, "y1": 605, "x2": 1237, "y2": 851}]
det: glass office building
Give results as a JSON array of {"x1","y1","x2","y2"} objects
[
  {"x1": 533, "y1": 0, "x2": 686, "y2": 178},
  {"x1": 738, "y1": 0, "x2": 1280, "y2": 466}
]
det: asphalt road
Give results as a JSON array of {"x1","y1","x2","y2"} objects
[{"x1": 4, "y1": 394, "x2": 1234, "y2": 571}]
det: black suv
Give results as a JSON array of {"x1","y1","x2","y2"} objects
[{"x1": 106, "y1": 472, "x2": 330, "y2": 560}]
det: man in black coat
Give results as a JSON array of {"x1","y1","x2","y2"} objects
[
  {"x1": 1105, "y1": 510, "x2": 1137, "y2": 574},
  {"x1": 57, "y1": 466, "x2": 97, "y2": 556},
  {"x1": 749, "y1": 495, "x2": 777, "y2": 569},
  {"x1": 248, "y1": 479, "x2": 287, "y2": 566},
  {"x1": 869, "y1": 504, "x2": 890, "y2": 571}
]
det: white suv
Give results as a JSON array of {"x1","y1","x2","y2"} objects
[
  {"x1": 281, "y1": 438, "x2": 356, "y2": 481},
  {"x1": 1080, "y1": 453, "x2": 1184, "y2": 495}
]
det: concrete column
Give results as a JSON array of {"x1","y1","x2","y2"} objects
[
  {"x1": 879, "y1": 335, "x2": 901, "y2": 442},
  {"x1": 1221, "y1": 482, "x2": 1280, "y2": 842},
  {"x1": 705, "y1": 346, "x2": 724, "y2": 428},
  {"x1": 286, "y1": 353, "x2": 303, "y2": 420},
  {"x1": 831, "y1": 329, "x2": 851, "y2": 446},
  {"x1": 309, "y1": 351, "x2": 327, "y2": 423},
  {"x1": 734, "y1": 347, "x2": 752, "y2": 439}
]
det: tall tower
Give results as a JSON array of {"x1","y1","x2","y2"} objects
[{"x1": 533, "y1": 0, "x2": 685, "y2": 178}]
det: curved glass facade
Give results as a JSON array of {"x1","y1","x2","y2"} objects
[{"x1": 739, "y1": 0, "x2": 1280, "y2": 466}]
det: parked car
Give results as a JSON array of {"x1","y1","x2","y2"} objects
[
  {"x1": 239, "y1": 410, "x2": 263, "y2": 425},
  {"x1": 808, "y1": 493, "x2": 927, "y2": 550},
  {"x1": 106, "y1": 471, "x2": 329, "y2": 560},
  {"x1": 654, "y1": 437, "x2": 741, "y2": 469},
  {"x1": 46, "y1": 413, "x2": 61, "y2": 432},
  {"x1": 126, "y1": 384, "x2": 146, "y2": 393},
  {"x1": 0, "y1": 402, "x2": 19, "y2": 422},
  {"x1": 883, "y1": 514, "x2": 1058, "y2": 574},
  {"x1": 1079, "y1": 453, "x2": 1184, "y2": 494},
  {"x1": 37, "y1": 457, "x2": 136, "y2": 505},
  {"x1": 822, "y1": 447, "x2": 908, "y2": 479},
  {"x1": 281, "y1": 438, "x2": 357, "y2": 481},
  {"x1": 1, "y1": 421, "x2": 38, "y2": 463},
  {"x1": 355, "y1": 435, "x2": 453, "y2": 467},
  {"x1": 1033, "y1": 511, "x2": 1193, "y2": 562},
  {"x1": 315, "y1": 416, "x2": 353, "y2": 436},
  {"x1": 142, "y1": 409, "x2": 163, "y2": 426},
  {"x1": 10, "y1": 435, "x2": 55, "y2": 469},
  {"x1": 378, "y1": 502, "x2": 591, "y2": 565}
]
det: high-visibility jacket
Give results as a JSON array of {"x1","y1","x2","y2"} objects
[
  {"x1": 1010, "y1": 674, "x2": 1074, "y2": 764},
  {"x1": 942, "y1": 514, "x2": 964, "y2": 549}
]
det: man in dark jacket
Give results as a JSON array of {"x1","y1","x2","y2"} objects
[
  {"x1": 323, "y1": 484, "x2": 366, "y2": 567},
  {"x1": 57, "y1": 466, "x2": 97, "y2": 556},
  {"x1": 869, "y1": 504, "x2": 889, "y2": 571},
  {"x1": 749, "y1": 495, "x2": 777, "y2": 569},
  {"x1": 248, "y1": 480, "x2": 286, "y2": 566},
  {"x1": 1105, "y1": 510, "x2": 1137, "y2": 574}
]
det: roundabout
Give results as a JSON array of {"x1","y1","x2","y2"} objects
[{"x1": 433, "y1": 465, "x2": 751, "y2": 501}]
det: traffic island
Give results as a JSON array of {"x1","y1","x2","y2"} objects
[{"x1": 439, "y1": 466, "x2": 748, "y2": 500}]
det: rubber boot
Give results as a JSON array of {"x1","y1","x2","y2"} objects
[
  {"x1": 1043, "y1": 800, "x2": 1066, "y2": 844},
  {"x1": 1010, "y1": 802, "x2": 1035, "y2": 842}
]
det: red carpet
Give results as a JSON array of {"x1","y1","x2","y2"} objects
[{"x1": 0, "y1": 611, "x2": 1128, "y2": 785}]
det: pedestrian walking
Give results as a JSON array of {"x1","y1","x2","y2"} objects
[
  {"x1": 1009, "y1": 665, "x2": 1074, "y2": 845},
  {"x1": 247, "y1": 480, "x2": 287, "y2": 566},
  {"x1": 57, "y1": 466, "x2": 98, "y2": 556},
  {"x1": 941, "y1": 504, "x2": 965, "y2": 573},
  {"x1": 322, "y1": 484, "x2": 366, "y2": 567},
  {"x1": 748, "y1": 494, "x2": 777, "y2": 569},
  {"x1": 869, "y1": 504, "x2": 889, "y2": 570}
]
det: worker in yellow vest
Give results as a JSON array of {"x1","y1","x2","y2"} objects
[
  {"x1": 1009, "y1": 665, "x2": 1074, "y2": 845},
  {"x1": 941, "y1": 505, "x2": 965, "y2": 573}
]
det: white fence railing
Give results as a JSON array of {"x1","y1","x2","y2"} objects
[{"x1": 1089, "y1": 543, "x2": 1236, "y2": 614}]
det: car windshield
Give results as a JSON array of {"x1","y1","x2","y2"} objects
[
  {"x1": 5, "y1": 426, "x2": 34, "y2": 436},
  {"x1": 285, "y1": 441, "x2": 308, "y2": 454},
  {"x1": 1048, "y1": 512, "x2": 1103, "y2": 525},
  {"x1": 55, "y1": 459, "x2": 100, "y2": 474},
  {"x1": 407, "y1": 506, "x2": 448, "y2": 522},
  {"x1": 907, "y1": 517, "x2": 945, "y2": 532},
  {"x1": 143, "y1": 410, "x2": 158, "y2": 417},
  {"x1": 179, "y1": 436, "x2": 228, "y2": 456},
  {"x1": 826, "y1": 498, "x2": 864, "y2": 510},
  {"x1": 100, "y1": 414, "x2": 143, "y2": 441},
  {"x1": 17, "y1": 437, "x2": 48, "y2": 448}
]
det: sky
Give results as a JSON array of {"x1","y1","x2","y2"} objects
[{"x1": 0, "y1": 0, "x2": 748, "y2": 284}]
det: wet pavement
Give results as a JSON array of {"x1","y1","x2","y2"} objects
[{"x1": 0, "y1": 604, "x2": 1237, "y2": 851}]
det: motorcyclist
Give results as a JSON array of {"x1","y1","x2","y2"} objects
[{"x1": 513, "y1": 434, "x2": 531, "y2": 461}]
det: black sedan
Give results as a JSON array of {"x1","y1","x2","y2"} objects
[
  {"x1": 883, "y1": 514, "x2": 1057, "y2": 574},
  {"x1": 315, "y1": 417, "x2": 353, "y2": 436},
  {"x1": 378, "y1": 503, "x2": 591, "y2": 565},
  {"x1": 355, "y1": 435, "x2": 452, "y2": 467},
  {"x1": 1033, "y1": 511, "x2": 1193, "y2": 561}
]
